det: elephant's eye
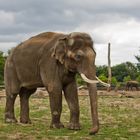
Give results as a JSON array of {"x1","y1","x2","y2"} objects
[
  {"x1": 74, "y1": 50, "x2": 84, "y2": 61},
  {"x1": 75, "y1": 54, "x2": 82, "y2": 61}
]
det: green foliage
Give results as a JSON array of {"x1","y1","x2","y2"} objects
[
  {"x1": 96, "y1": 65, "x2": 108, "y2": 77},
  {"x1": 98, "y1": 74, "x2": 108, "y2": 83},
  {"x1": 112, "y1": 62, "x2": 137, "y2": 82},
  {"x1": 97, "y1": 75, "x2": 118, "y2": 87},
  {"x1": 111, "y1": 76, "x2": 118, "y2": 86},
  {"x1": 0, "y1": 51, "x2": 5, "y2": 85},
  {"x1": 123, "y1": 75, "x2": 131, "y2": 83},
  {"x1": 125, "y1": 62, "x2": 138, "y2": 79},
  {"x1": 136, "y1": 75, "x2": 140, "y2": 83},
  {"x1": 112, "y1": 63, "x2": 126, "y2": 82},
  {"x1": 135, "y1": 50, "x2": 140, "y2": 71}
]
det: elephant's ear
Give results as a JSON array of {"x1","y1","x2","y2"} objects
[{"x1": 52, "y1": 36, "x2": 68, "y2": 64}]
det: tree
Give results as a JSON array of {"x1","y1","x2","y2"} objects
[
  {"x1": 96, "y1": 65, "x2": 108, "y2": 77},
  {"x1": 125, "y1": 62, "x2": 138, "y2": 79},
  {"x1": 0, "y1": 51, "x2": 5, "y2": 84},
  {"x1": 123, "y1": 75, "x2": 131, "y2": 83},
  {"x1": 135, "y1": 50, "x2": 140, "y2": 62},
  {"x1": 135, "y1": 50, "x2": 140, "y2": 71},
  {"x1": 112, "y1": 62, "x2": 137, "y2": 82},
  {"x1": 112, "y1": 63, "x2": 128, "y2": 82},
  {"x1": 107, "y1": 43, "x2": 112, "y2": 91}
]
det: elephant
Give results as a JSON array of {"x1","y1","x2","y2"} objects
[
  {"x1": 4, "y1": 32, "x2": 109, "y2": 135},
  {"x1": 125, "y1": 81, "x2": 139, "y2": 91}
]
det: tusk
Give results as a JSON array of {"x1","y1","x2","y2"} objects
[
  {"x1": 80, "y1": 73, "x2": 99, "y2": 84},
  {"x1": 95, "y1": 76, "x2": 110, "y2": 87},
  {"x1": 80, "y1": 73, "x2": 110, "y2": 87}
]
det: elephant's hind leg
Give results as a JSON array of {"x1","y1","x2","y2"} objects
[
  {"x1": 5, "y1": 94, "x2": 18, "y2": 123},
  {"x1": 19, "y1": 88, "x2": 36, "y2": 124},
  {"x1": 5, "y1": 65, "x2": 20, "y2": 123}
]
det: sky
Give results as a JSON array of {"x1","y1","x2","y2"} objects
[{"x1": 0, "y1": 0, "x2": 140, "y2": 66}]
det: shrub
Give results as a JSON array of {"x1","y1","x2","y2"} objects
[
  {"x1": 98, "y1": 74, "x2": 108, "y2": 83},
  {"x1": 123, "y1": 75, "x2": 131, "y2": 83},
  {"x1": 136, "y1": 75, "x2": 140, "y2": 83},
  {"x1": 111, "y1": 77, "x2": 118, "y2": 86}
]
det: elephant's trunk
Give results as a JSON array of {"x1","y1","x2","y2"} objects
[
  {"x1": 79, "y1": 64, "x2": 110, "y2": 134},
  {"x1": 78, "y1": 65, "x2": 99, "y2": 135}
]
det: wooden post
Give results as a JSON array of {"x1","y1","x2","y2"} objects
[{"x1": 107, "y1": 43, "x2": 112, "y2": 91}]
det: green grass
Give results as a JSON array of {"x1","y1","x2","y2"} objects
[{"x1": 0, "y1": 94, "x2": 140, "y2": 140}]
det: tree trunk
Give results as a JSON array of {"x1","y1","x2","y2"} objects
[{"x1": 107, "y1": 43, "x2": 112, "y2": 92}]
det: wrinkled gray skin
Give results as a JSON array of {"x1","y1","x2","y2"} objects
[
  {"x1": 4, "y1": 32, "x2": 99, "y2": 134},
  {"x1": 125, "y1": 81, "x2": 139, "y2": 91}
]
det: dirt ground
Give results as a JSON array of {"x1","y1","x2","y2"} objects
[{"x1": 0, "y1": 88, "x2": 140, "y2": 98}]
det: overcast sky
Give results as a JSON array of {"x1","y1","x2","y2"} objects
[{"x1": 0, "y1": 0, "x2": 140, "y2": 65}]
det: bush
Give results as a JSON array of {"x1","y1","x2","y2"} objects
[
  {"x1": 98, "y1": 74, "x2": 108, "y2": 83},
  {"x1": 111, "y1": 77, "x2": 118, "y2": 86},
  {"x1": 136, "y1": 75, "x2": 140, "y2": 83},
  {"x1": 123, "y1": 75, "x2": 131, "y2": 83}
]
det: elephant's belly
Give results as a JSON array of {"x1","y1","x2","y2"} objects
[{"x1": 20, "y1": 81, "x2": 43, "y2": 89}]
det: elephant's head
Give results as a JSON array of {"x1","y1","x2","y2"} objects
[
  {"x1": 53, "y1": 32, "x2": 96, "y2": 79},
  {"x1": 52, "y1": 32, "x2": 109, "y2": 134}
]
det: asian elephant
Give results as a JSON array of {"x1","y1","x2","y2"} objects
[
  {"x1": 4, "y1": 32, "x2": 108, "y2": 135},
  {"x1": 125, "y1": 81, "x2": 139, "y2": 91}
]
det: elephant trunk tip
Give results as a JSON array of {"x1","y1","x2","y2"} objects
[{"x1": 89, "y1": 127, "x2": 99, "y2": 135}]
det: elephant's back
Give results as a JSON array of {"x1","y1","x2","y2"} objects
[
  {"x1": 11, "y1": 32, "x2": 63, "y2": 56},
  {"x1": 17, "y1": 32, "x2": 62, "y2": 50},
  {"x1": 28, "y1": 32, "x2": 59, "y2": 44}
]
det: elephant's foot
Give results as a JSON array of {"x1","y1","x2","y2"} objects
[
  {"x1": 5, "y1": 112, "x2": 17, "y2": 123},
  {"x1": 50, "y1": 122, "x2": 64, "y2": 129},
  {"x1": 68, "y1": 122, "x2": 81, "y2": 130},
  {"x1": 20, "y1": 118, "x2": 31, "y2": 124},
  {"x1": 5, "y1": 117, "x2": 17, "y2": 123},
  {"x1": 89, "y1": 126, "x2": 99, "y2": 135}
]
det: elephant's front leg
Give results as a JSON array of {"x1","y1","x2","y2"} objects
[
  {"x1": 64, "y1": 81, "x2": 81, "y2": 130},
  {"x1": 49, "y1": 90, "x2": 64, "y2": 129}
]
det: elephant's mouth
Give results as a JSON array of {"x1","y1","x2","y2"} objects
[
  {"x1": 68, "y1": 66, "x2": 78, "y2": 73},
  {"x1": 69, "y1": 68, "x2": 77, "y2": 73}
]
